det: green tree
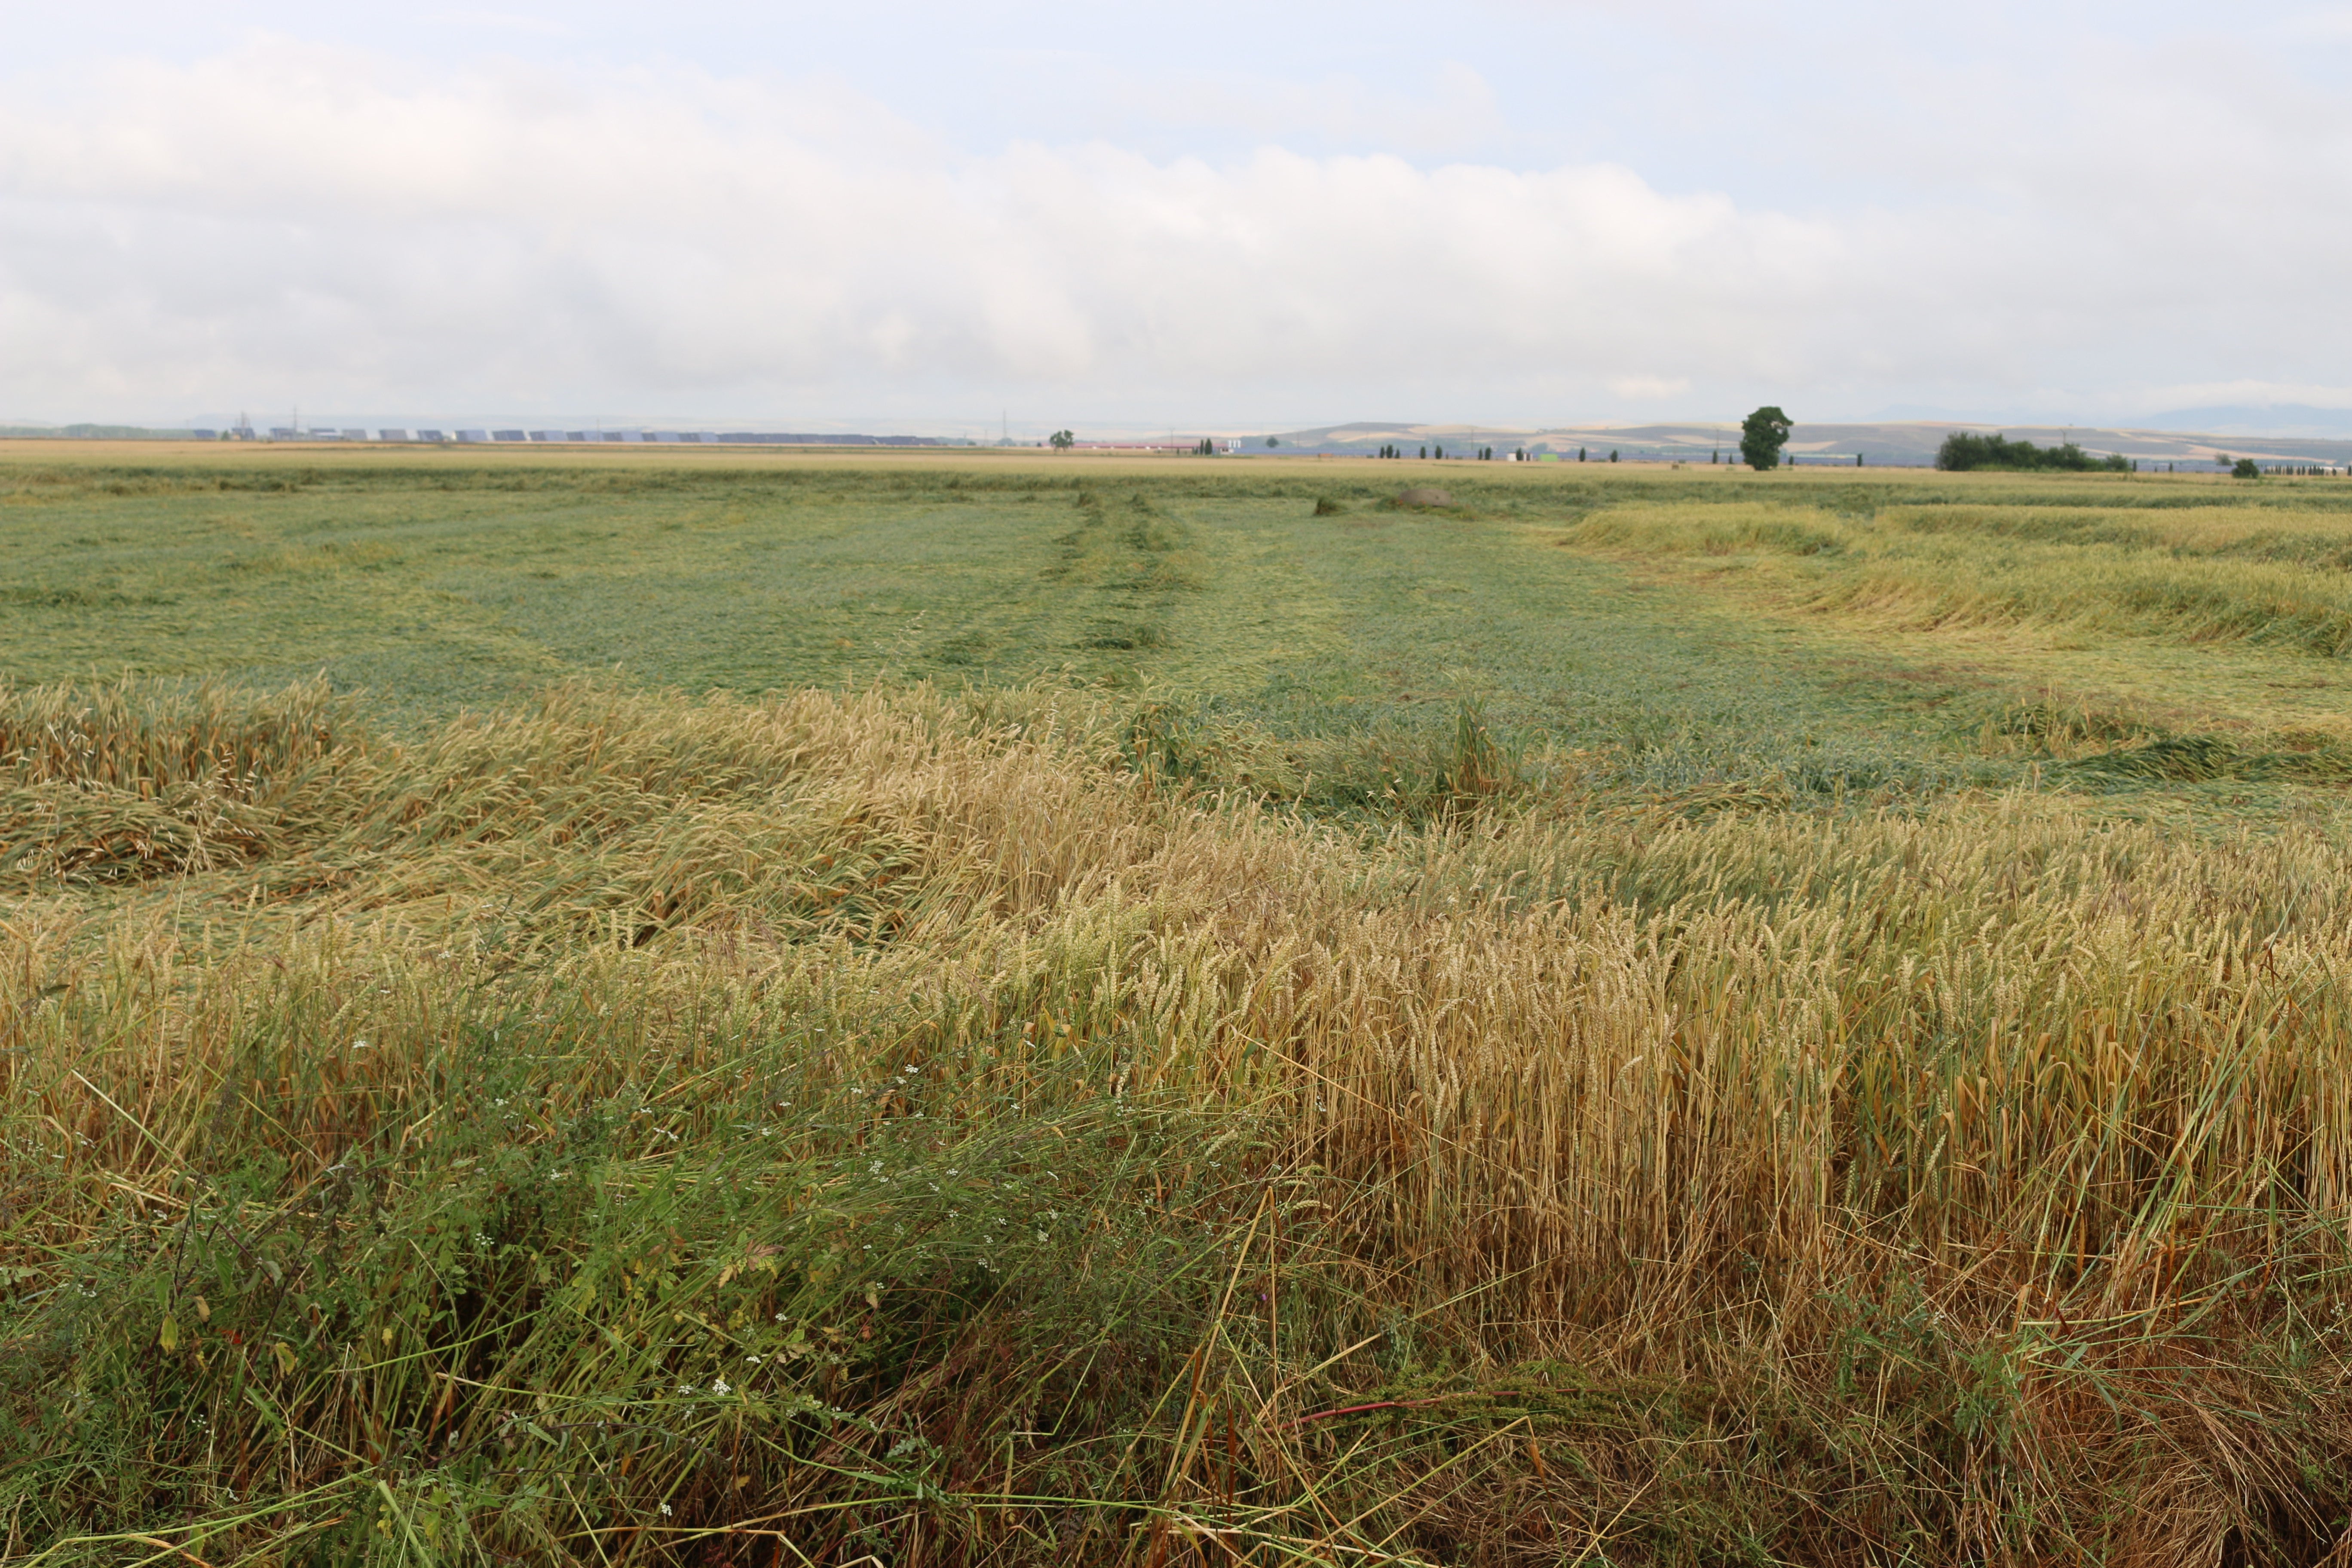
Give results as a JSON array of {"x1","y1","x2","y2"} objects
[
  {"x1": 1265, "y1": 436, "x2": 1280, "y2": 448},
  {"x1": 2233, "y1": 458, "x2": 2260, "y2": 479},
  {"x1": 1049, "y1": 429, "x2": 1075, "y2": 450},
  {"x1": 1740, "y1": 406, "x2": 1793, "y2": 471}
]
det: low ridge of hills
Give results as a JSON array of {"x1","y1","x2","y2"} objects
[
  {"x1": 1269, "y1": 419, "x2": 2352, "y2": 467},
  {"x1": 9, "y1": 416, "x2": 2352, "y2": 468}
]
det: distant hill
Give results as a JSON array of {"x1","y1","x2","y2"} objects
[{"x1": 1263, "y1": 420, "x2": 2352, "y2": 467}]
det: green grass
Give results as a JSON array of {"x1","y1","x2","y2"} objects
[{"x1": 23, "y1": 454, "x2": 2343, "y2": 811}]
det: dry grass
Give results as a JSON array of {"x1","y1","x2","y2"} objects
[
  {"x1": 6, "y1": 678, "x2": 2352, "y2": 1563},
  {"x1": 1557, "y1": 499, "x2": 2352, "y2": 662}
]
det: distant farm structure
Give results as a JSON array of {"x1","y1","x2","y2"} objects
[
  {"x1": 74, "y1": 426, "x2": 1247, "y2": 450},
  {"x1": 138, "y1": 427, "x2": 969, "y2": 447}
]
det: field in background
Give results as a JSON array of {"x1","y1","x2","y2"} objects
[
  {"x1": 9, "y1": 452, "x2": 2352, "y2": 1565},
  {"x1": 10, "y1": 449, "x2": 2352, "y2": 808}
]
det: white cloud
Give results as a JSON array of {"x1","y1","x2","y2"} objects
[
  {"x1": 0, "y1": 42, "x2": 1834, "y2": 417},
  {"x1": 0, "y1": 30, "x2": 2349, "y2": 426}
]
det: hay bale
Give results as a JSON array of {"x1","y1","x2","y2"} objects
[{"x1": 1396, "y1": 487, "x2": 1455, "y2": 508}]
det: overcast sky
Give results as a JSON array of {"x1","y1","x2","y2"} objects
[{"x1": 4, "y1": 1, "x2": 2350, "y2": 432}]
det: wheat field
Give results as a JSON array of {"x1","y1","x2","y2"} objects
[{"x1": 8, "y1": 453, "x2": 2352, "y2": 1564}]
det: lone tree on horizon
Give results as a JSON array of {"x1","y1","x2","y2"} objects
[
  {"x1": 1740, "y1": 407, "x2": 1793, "y2": 471},
  {"x1": 1049, "y1": 429, "x2": 1075, "y2": 450}
]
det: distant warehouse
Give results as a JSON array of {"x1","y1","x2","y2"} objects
[
  {"x1": 712, "y1": 433, "x2": 942, "y2": 445},
  {"x1": 293, "y1": 428, "x2": 955, "y2": 447}
]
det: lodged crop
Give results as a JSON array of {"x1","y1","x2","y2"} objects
[{"x1": 6, "y1": 676, "x2": 2352, "y2": 1563}]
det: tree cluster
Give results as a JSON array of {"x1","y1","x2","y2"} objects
[{"x1": 1935, "y1": 432, "x2": 2128, "y2": 472}]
